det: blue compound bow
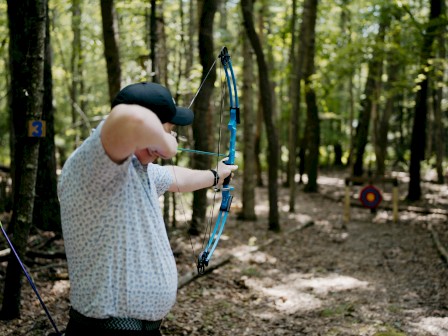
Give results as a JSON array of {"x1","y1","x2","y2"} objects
[{"x1": 196, "y1": 47, "x2": 240, "y2": 274}]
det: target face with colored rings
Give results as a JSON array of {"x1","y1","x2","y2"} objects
[{"x1": 359, "y1": 185, "x2": 382, "y2": 209}]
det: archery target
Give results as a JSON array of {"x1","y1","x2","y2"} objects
[{"x1": 359, "y1": 185, "x2": 382, "y2": 209}]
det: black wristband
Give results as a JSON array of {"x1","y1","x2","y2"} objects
[{"x1": 210, "y1": 169, "x2": 219, "y2": 187}]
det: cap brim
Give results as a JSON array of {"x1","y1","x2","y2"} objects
[{"x1": 171, "y1": 107, "x2": 194, "y2": 126}]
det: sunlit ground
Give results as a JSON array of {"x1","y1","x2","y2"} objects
[
  {"x1": 245, "y1": 272, "x2": 370, "y2": 314},
  {"x1": 229, "y1": 240, "x2": 448, "y2": 335},
  {"x1": 411, "y1": 317, "x2": 448, "y2": 335},
  {"x1": 233, "y1": 247, "x2": 370, "y2": 315}
]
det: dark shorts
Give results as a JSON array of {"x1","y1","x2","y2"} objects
[{"x1": 65, "y1": 308, "x2": 162, "y2": 336}]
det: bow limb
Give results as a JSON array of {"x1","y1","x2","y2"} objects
[
  {"x1": 0, "y1": 220, "x2": 62, "y2": 334},
  {"x1": 197, "y1": 47, "x2": 240, "y2": 274}
]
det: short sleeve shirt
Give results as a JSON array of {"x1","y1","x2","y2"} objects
[{"x1": 58, "y1": 122, "x2": 177, "y2": 321}]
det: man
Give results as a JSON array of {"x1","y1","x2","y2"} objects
[{"x1": 58, "y1": 82, "x2": 237, "y2": 335}]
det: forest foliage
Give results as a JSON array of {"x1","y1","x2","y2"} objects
[{"x1": 0, "y1": 0, "x2": 445, "y2": 177}]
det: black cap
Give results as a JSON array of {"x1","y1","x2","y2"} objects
[{"x1": 111, "y1": 82, "x2": 194, "y2": 126}]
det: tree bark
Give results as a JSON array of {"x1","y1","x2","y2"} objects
[
  {"x1": 253, "y1": 9, "x2": 264, "y2": 188},
  {"x1": 100, "y1": 0, "x2": 122, "y2": 104},
  {"x1": 302, "y1": 0, "x2": 320, "y2": 193},
  {"x1": 340, "y1": 0, "x2": 355, "y2": 169},
  {"x1": 156, "y1": 1, "x2": 168, "y2": 87},
  {"x1": 407, "y1": 0, "x2": 444, "y2": 200},
  {"x1": 2, "y1": 0, "x2": 47, "y2": 320},
  {"x1": 254, "y1": 103, "x2": 263, "y2": 187},
  {"x1": 287, "y1": 0, "x2": 302, "y2": 212},
  {"x1": 352, "y1": 12, "x2": 389, "y2": 177},
  {"x1": 33, "y1": 0, "x2": 61, "y2": 232},
  {"x1": 240, "y1": 34, "x2": 257, "y2": 221},
  {"x1": 70, "y1": 0, "x2": 86, "y2": 147},
  {"x1": 241, "y1": 0, "x2": 280, "y2": 231},
  {"x1": 375, "y1": 44, "x2": 400, "y2": 176},
  {"x1": 190, "y1": 0, "x2": 218, "y2": 235},
  {"x1": 433, "y1": 12, "x2": 446, "y2": 184},
  {"x1": 149, "y1": 0, "x2": 158, "y2": 83}
]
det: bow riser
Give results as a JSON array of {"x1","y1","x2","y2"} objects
[{"x1": 225, "y1": 109, "x2": 238, "y2": 165}]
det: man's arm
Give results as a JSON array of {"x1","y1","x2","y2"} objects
[
  {"x1": 167, "y1": 160, "x2": 238, "y2": 192},
  {"x1": 101, "y1": 104, "x2": 178, "y2": 163}
]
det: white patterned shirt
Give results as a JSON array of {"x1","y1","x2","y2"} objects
[{"x1": 58, "y1": 122, "x2": 177, "y2": 321}]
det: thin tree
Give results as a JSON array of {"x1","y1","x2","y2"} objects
[
  {"x1": 241, "y1": 0, "x2": 280, "y2": 231},
  {"x1": 149, "y1": 0, "x2": 158, "y2": 83},
  {"x1": 407, "y1": 0, "x2": 444, "y2": 200},
  {"x1": 254, "y1": 3, "x2": 265, "y2": 188},
  {"x1": 374, "y1": 19, "x2": 401, "y2": 177},
  {"x1": 33, "y1": 0, "x2": 61, "y2": 232},
  {"x1": 432, "y1": 17, "x2": 446, "y2": 184},
  {"x1": 100, "y1": 0, "x2": 122, "y2": 104},
  {"x1": 302, "y1": 0, "x2": 320, "y2": 193},
  {"x1": 70, "y1": 0, "x2": 86, "y2": 147},
  {"x1": 240, "y1": 34, "x2": 257, "y2": 221},
  {"x1": 156, "y1": 1, "x2": 168, "y2": 88},
  {"x1": 288, "y1": 0, "x2": 307, "y2": 210},
  {"x1": 289, "y1": 3, "x2": 311, "y2": 202},
  {"x1": 340, "y1": 0, "x2": 356, "y2": 169},
  {"x1": 187, "y1": 0, "x2": 195, "y2": 82},
  {"x1": 352, "y1": 8, "x2": 389, "y2": 177},
  {"x1": 189, "y1": 0, "x2": 218, "y2": 235},
  {"x1": 1, "y1": 0, "x2": 47, "y2": 319}
]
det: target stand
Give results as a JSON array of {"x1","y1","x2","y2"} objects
[{"x1": 344, "y1": 176, "x2": 398, "y2": 223}]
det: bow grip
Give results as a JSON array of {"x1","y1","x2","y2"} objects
[
  {"x1": 222, "y1": 159, "x2": 233, "y2": 186},
  {"x1": 223, "y1": 175, "x2": 232, "y2": 186}
]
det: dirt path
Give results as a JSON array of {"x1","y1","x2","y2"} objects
[
  {"x1": 0, "y1": 175, "x2": 447, "y2": 335},
  {"x1": 164, "y1": 189, "x2": 448, "y2": 336}
]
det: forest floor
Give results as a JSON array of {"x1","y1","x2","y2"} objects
[{"x1": 0, "y1": 169, "x2": 448, "y2": 336}]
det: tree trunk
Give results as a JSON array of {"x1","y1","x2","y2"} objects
[
  {"x1": 149, "y1": 0, "x2": 158, "y2": 83},
  {"x1": 190, "y1": 0, "x2": 218, "y2": 235},
  {"x1": 433, "y1": 16, "x2": 446, "y2": 184},
  {"x1": 407, "y1": 0, "x2": 444, "y2": 200},
  {"x1": 71, "y1": 0, "x2": 86, "y2": 148},
  {"x1": 156, "y1": 1, "x2": 168, "y2": 87},
  {"x1": 100, "y1": 0, "x2": 122, "y2": 104},
  {"x1": 2, "y1": 0, "x2": 47, "y2": 320},
  {"x1": 254, "y1": 104, "x2": 263, "y2": 187},
  {"x1": 187, "y1": 0, "x2": 195, "y2": 83},
  {"x1": 240, "y1": 34, "x2": 257, "y2": 221},
  {"x1": 338, "y1": 0, "x2": 356, "y2": 168},
  {"x1": 241, "y1": 0, "x2": 280, "y2": 231},
  {"x1": 303, "y1": 86, "x2": 320, "y2": 192},
  {"x1": 33, "y1": 0, "x2": 61, "y2": 232},
  {"x1": 287, "y1": 0, "x2": 301, "y2": 212},
  {"x1": 254, "y1": 2, "x2": 265, "y2": 188},
  {"x1": 302, "y1": 0, "x2": 320, "y2": 193},
  {"x1": 392, "y1": 93, "x2": 407, "y2": 168},
  {"x1": 352, "y1": 12, "x2": 388, "y2": 177},
  {"x1": 375, "y1": 51, "x2": 400, "y2": 176}
]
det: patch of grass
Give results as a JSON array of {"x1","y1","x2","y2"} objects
[
  {"x1": 320, "y1": 303, "x2": 355, "y2": 317},
  {"x1": 241, "y1": 267, "x2": 261, "y2": 277},
  {"x1": 387, "y1": 304, "x2": 402, "y2": 314},
  {"x1": 164, "y1": 313, "x2": 175, "y2": 321},
  {"x1": 202, "y1": 299, "x2": 240, "y2": 329},
  {"x1": 322, "y1": 328, "x2": 341, "y2": 336},
  {"x1": 374, "y1": 326, "x2": 407, "y2": 336}
]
